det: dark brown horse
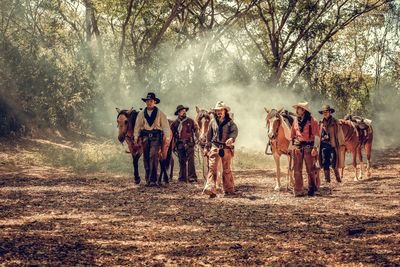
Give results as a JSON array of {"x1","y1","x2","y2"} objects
[
  {"x1": 116, "y1": 108, "x2": 174, "y2": 185},
  {"x1": 340, "y1": 119, "x2": 373, "y2": 180}
]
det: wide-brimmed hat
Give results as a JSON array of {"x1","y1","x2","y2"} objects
[
  {"x1": 174, "y1": 104, "x2": 189, "y2": 115},
  {"x1": 318, "y1": 104, "x2": 335, "y2": 114},
  {"x1": 292, "y1": 101, "x2": 311, "y2": 113},
  {"x1": 212, "y1": 101, "x2": 231, "y2": 112},
  {"x1": 141, "y1": 92, "x2": 160, "y2": 104}
]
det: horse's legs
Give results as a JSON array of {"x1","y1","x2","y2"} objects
[
  {"x1": 169, "y1": 157, "x2": 174, "y2": 181},
  {"x1": 286, "y1": 154, "x2": 294, "y2": 190},
  {"x1": 357, "y1": 147, "x2": 364, "y2": 180},
  {"x1": 365, "y1": 142, "x2": 372, "y2": 178},
  {"x1": 158, "y1": 159, "x2": 168, "y2": 186},
  {"x1": 273, "y1": 153, "x2": 281, "y2": 191},
  {"x1": 352, "y1": 151, "x2": 358, "y2": 181},
  {"x1": 133, "y1": 154, "x2": 141, "y2": 184}
]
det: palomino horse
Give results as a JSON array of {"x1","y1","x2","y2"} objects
[
  {"x1": 116, "y1": 108, "x2": 174, "y2": 185},
  {"x1": 264, "y1": 108, "x2": 295, "y2": 190},
  {"x1": 340, "y1": 119, "x2": 373, "y2": 180}
]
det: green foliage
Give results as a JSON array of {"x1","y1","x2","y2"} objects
[{"x1": 0, "y1": 0, "x2": 399, "y2": 137}]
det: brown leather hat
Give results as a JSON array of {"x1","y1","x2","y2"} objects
[
  {"x1": 174, "y1": 104, "x2": 189, "y2": 115},
  {"x1": 318, "y1": 105, "x2": 335, "y2": 114}
]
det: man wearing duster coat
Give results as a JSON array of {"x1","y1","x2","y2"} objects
[{"x1": 318, "y1": 105, "x2": 346, "y2": 183}]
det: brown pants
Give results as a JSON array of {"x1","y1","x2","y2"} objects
[
  {"x1": 141, "y1": 136, "x2": 161, "y2": 184},
  {"x1": 176, "y1": 142, "x2": 197, "y2": 181},
  {"x1": 293, "y1": 146, "x2": 316, "y2": 195},
  {"x1": 203, "y1": 146, "x2": 234, "y2": 194}
]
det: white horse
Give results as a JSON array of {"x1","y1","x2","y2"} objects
[{"x1": 264, "y1": 108, "x2": 295, "y2": 191}]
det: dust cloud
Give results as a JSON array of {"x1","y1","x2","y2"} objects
[{"x1": 96, "y1": 32, "x2": 400, "y2": 154}]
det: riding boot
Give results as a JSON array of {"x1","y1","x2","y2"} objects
[
  {"x1": 324, "y1": 170, "x2": 331, "y2": 183},
  {"x1": 334, "y1": 169, "x2": 342, "y2": 183}
]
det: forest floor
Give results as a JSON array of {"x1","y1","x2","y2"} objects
[{"x1": 0, "y1": 137, "x2": 399, "y2": 266}]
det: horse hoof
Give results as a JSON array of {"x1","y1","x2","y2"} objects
[{"x1": 134, "y1": 178, "x2": 141, "y2": 184}]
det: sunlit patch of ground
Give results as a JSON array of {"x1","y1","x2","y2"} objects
[{"x1": 0, "y1": 137, "x2": 399, "y2": 265}]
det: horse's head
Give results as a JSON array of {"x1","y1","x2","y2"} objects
[
  {"x1": 116, "y1": 108, "x2": 135, "y2": 143},
  {"x1": 264, "y1": 107, "x2": 283, "y2": 139},
  {"x1": 195, "y1": 106, "x2": 212, "y2": 145}
]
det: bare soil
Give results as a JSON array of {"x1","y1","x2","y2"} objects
[{"x1": 0, "y1": 138, "x2": 399, "y2": 266}]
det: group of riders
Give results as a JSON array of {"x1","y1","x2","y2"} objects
[{"x1": 126, "y1": 92, "x2": 368, "y2": 198}]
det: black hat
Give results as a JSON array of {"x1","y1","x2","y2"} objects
[
  {"x1": 141, "y1": 92, "x2": 160, "y2": 104},
  {"x1": 318, "y1": 104, "x2": 335, "y2": 114},
  {"x1": 174, "y1": 104, "x2": 189, "y2": 115}
]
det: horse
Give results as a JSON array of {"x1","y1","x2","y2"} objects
[
  {"x1": 195, "y1": 106, "x2": 213, "y2": 181},
  {"x1": 264, "y1": 107, "x2": 296, "y2": 191},
  {"x1": 116, "y1": 108, "x2": 174, "y2": 185},
  {"x1": 116, "y1": 108, "x2": 142, "y2": 184},
  {"x1": 340, "y1": 118, "x2": 373, "y2": 181}
]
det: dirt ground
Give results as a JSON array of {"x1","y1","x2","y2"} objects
[{"x1": 0, "y1": 138, "x2": 399, "y2": 266}]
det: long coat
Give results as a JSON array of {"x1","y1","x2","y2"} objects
[{"x1": 319, "y1": 116, "x2": 346, "y2": 169}]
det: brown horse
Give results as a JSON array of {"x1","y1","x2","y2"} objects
[
  {"x1": 116, "y1": 108, "x2": 174, "y2": 185},
  {"x1": 340, "y1": 119, "x2": 373, "y2": 180},
  {"x1": 116, "y1": 108, "x2": 142, "y2": 184},
  {"x1": 195, "y1": 106, "x2": 213, "y2": 181},
  {"x1": 264, "y1": 108, "x2": 295, "y2": 190}
]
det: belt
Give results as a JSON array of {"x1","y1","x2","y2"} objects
[
  {"x1": 212, "y1": 141, "x2": 233, "y2": 150},
  {"x1": 140, "y1": 130, "x2": 162, "y2": 138},
  {"x1": 293, "y1": 141, "x2": 314, "y2": 148}
]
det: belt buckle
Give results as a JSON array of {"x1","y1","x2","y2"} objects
[
  {"x1": 149, "y1": 133, "x2": 153, "y2": 138},
  {"x1": 218, "y1": 144, "x2": 224, "y2": 149}
]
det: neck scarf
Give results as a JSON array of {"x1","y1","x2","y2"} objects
[
  {"x1": 144, "y1": 106, "x2": 158, "y2": 127},
  {"x1": 298, "y1": 111, "x2": 311, "y2": 138},
  {"x1": 177, "y1": 116, "x2": 188, "y2": 138},
  {"x1": 216, "y1": 115, "x2": 231, "y2": 140}
]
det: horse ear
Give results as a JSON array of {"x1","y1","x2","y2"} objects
[
  {"x1": 116, "y1": 108, "x2": 121, "y2": 113},
  {"x1": 196, "y1": 106, "x2": 200, "y2": 113},
  {"x1": 277, "y1": 107, "x2": 283, "y2": 113},
  {"x1": 127, "y1": 108, "x2": 133, "y2": 115},
  {"x1": 264, "y1": 107, "x2": 269, "y2": 113}
]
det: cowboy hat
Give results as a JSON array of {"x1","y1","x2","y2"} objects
[
  {"x1": 174, "y1": 104, "x2": 189, "y2": 115},
  {"x1": 141, "y1": 92, "x2": 160, "y2": 104},
  {"x1": 318, "y1": 104, "x2": 335, "y2": 114},
  {"x1": 212, "y1": 101, "x2": 231, "y2": 112},
  {"x1": 292, "y1": 101, "x2": 311, "y2": 113}
]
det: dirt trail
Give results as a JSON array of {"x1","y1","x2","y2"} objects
[{"x1": 0, "y1": 141, "x2": 399, "y2": 266}]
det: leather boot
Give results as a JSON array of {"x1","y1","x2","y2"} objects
[
  {"x1": 324, "y1": 170, "x2": 331, "y2": 183},
  {"x1": 334, "y1": 169, "x2": 342, "y2": 183}
]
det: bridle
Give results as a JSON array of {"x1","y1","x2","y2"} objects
[{"x1": 196, "y1": 111, "x2": 210, "y2": 149}]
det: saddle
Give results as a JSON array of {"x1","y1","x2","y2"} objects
[
  {"x1": 344, "y1": 115, "x2": 372, "y2": 144},
  {"x1": 280, "y1": 110, "x2": 295, "y2": 127}
]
